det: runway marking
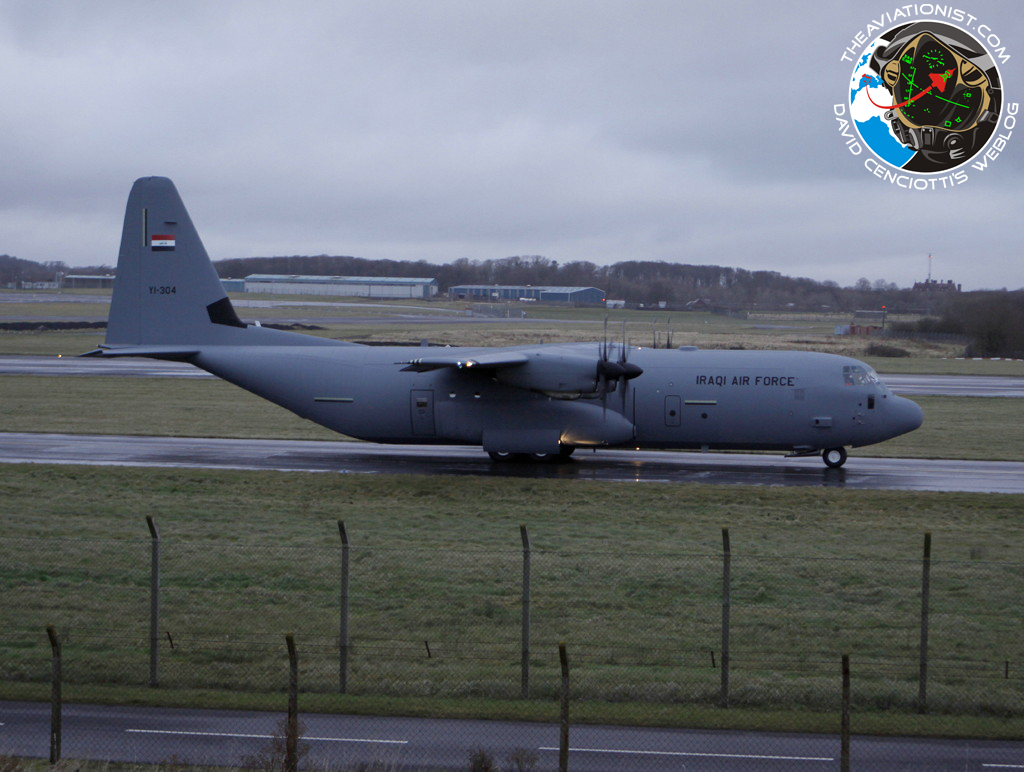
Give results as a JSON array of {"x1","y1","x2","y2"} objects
[
  {"x1": 983, "y1": 765, "x2": 1024, "y2": 769},
  {"x1": 126, "y1": 728, "x2": 407, "y2": 744},
  {"x1": 538, "y1": 746, "x2": 833, "y2": 762}
]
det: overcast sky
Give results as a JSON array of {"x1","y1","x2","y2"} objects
[{"x1": 1, "y1": 0, "x2": 1021, "y2": 290}]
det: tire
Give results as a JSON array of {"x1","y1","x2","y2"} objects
[
  {"x1": 489, "y1": 447, "x2": 575, "y2": 463},
  {"x1": 822, "y1": 447, "x2": 848, "y2": 469},
  {"x1": 532, "y1": 446, "x2": 576, "y2": 462}
]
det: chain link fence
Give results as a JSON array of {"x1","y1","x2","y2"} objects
[{"x1": 1, "y1": 523, "x2": 1022, "y2": 769}]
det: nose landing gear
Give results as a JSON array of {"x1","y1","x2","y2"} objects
[{"x1": 823, "y1": 447, "x2": 848, "y2": 469}]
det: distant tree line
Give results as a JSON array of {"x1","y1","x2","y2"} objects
[
  {"x1": 892, "y1": 291, "x2": 1024, "y2": 358},
  {"x1": 0, "y1": 252, "x2": 928, "y2": 312},
  {"x1": 0, "y1": 255, "x2": 66, "y2": 284},
  {"x1": 0, "y1": 256, "x2": 112, "y2": 285},
  {"x1": 212, "y1": 254, "x2": 921, "y2": 312}
]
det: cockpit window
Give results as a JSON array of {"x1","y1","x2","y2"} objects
[{"x1": 843, "y1": 364, "x2": 880, "y2": 386}]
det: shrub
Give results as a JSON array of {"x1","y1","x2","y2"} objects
[{"x1": 865, "y1": 343, "x2": 910, "y2": 358}]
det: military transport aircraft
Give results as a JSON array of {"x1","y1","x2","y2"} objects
[{"x1": 85, "y1": 177, "x2": 924, "y2": 468}]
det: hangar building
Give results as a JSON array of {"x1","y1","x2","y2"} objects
[
  {"x1": 448, "y1": 285, "x2": 605, "y2": 304},
  {"x1": 243, "y1": 275, "x2": 439, "y2": 299},
  {"x1": 63, "y1": 275, "x2": 116, "y2": 289}
]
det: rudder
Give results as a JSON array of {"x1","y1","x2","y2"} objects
[{"x1": 105, "y1": 177, "x2": 246, "y2": 347}]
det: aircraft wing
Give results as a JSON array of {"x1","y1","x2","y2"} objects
[
  {"x1": 399, "y1": 343, "x2": 639, "y2": 397},
  {"x1": 399, "y1": 350, "x2": 530, "y2": 372}
]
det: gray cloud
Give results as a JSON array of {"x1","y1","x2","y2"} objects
[{"x1": 1, "y1": 0, "x2": 1021, "y2": 289}]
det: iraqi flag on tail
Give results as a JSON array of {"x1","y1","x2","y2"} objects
[{"x1": 151, "y1": 234, "x2": 176, "y2": 251}]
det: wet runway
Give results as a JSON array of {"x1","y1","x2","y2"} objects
[
  {"x1": 3, "y1": 432, "x2": 1023, "y2": 493},
  {"x1": 4, "y1": 355, "x2": 1022, "y2": 491}
]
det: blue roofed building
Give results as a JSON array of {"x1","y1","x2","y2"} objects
[{"x1": 448, "y1": 285, "x2": 605, "y2": 304}]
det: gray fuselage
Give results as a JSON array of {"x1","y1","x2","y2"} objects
[{"x1": 192, "y1": 343, "x2": 922, "y2": 453}]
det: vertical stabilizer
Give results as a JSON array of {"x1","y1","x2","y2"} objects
[{"x1": 105, "y1": 176, "x2": 246, "y2": 347}]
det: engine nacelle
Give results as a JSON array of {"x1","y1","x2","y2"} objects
[{"x1": 494, "y1": 352, "x2": 599, "y2": 395}]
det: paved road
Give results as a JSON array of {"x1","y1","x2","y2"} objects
[
  {"x1": 3, "y1": 432, "x2": 1024, "y2": 493},
  {"x1": 879, "y1": 373, "x2": 1024, "y2": 397},
  {"x1": 2, "y1": 700, "x2": 1021, "y2": 771}
]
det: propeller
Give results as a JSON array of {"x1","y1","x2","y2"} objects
[
  {"x1": 652, "y1": 318, "x2": 674, "y2": 349},
  {"x1": 597, "y1": 318, "x2": 643, "y2": 413}
]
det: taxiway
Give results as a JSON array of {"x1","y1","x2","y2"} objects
[{"x1": 3, "y1": 432, "x2": 1023, "y2": 493}]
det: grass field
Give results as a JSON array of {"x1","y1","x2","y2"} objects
[{"x1": 2, "y1": 466, "x2": 1023, "y2": 737}]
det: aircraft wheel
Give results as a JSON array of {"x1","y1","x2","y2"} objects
[
  {"x1": 488, "y1": 448, "x2": 574, "y2": 463},
  {"x1": 530, "y1": 446, "x2": 576, "y2": 462},
  {"x1": 822, "y1": 447, "x2": 848, "y2": 469}
]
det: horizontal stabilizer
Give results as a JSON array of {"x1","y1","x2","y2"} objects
[{"x1": 81, "y1": 345, "x2": 200, "y2": 360}]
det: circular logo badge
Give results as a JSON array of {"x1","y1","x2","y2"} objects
[{"x1": 850, "y1": 20, "x2": 1002, "y2": 174}]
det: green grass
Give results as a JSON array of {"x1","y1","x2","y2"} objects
[
  {"x1": 0, "y1": 375, "x2": 342, "y2": 439},
  {"x1": 868, "y1": 357, "x2": 1024, "y2": 376},
  {"x1": 1, "y1": 466, "x2": 1022, "y2": 733},
  {"x1": 0, "y1": 330, "x2": 110, "y2": 356},
  {"x1": 0, "y1": 301, "x2": 111, "y2": 318},
  {"x1": 855, "y1": 395, "x2": 1024, "y2": 461}
]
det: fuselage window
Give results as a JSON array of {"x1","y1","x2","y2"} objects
[{"x1": 843, "y1": 364, "x2": 881, "y2": 386}]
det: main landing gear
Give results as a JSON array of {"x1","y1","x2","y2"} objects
[
  {"x1": 822, "y1": 447, "x2": 848, "y2": 469},
  {"x1": 488, "y1": 446, "x2": 576, "y2": 463}
]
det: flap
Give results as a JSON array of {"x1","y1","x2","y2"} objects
[{"x1": 400, "y1": 350, "x2": 530, "y2": 372}]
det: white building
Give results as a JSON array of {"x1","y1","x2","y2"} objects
[{"x1": 243, "y1": 275, "x2": 438, "y2": 299}]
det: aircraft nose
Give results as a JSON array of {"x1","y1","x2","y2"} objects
[{"x1": 893, "y1": 396, "x2": 924, "y2": 436}]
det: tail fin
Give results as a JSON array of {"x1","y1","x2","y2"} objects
[{"x1": 103, "y1": 176, "x2": 247, "y2": 349}]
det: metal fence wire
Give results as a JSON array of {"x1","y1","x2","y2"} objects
[{"x1": 0, "y1": 524, "x2": 1022, "y2": 770}]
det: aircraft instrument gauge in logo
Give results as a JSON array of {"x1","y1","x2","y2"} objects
[{"x1": 850, "y1": 20, "x2": 1002, "y2": 173}]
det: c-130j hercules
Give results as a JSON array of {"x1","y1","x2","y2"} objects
[{"x1": 86, "y1": 177, "x2": 923, "y2": 467}]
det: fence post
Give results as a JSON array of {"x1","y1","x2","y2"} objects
[
  {"x1": 47, "y1": 625, "x2": 61, "y2": 763},
  {"x1": 720, "y1": 527, "x2": 731, "y2": 708},
  {"x1": 338, "y1": 520, "x2": 350, "y2": 694},
  {"x1": 521, "y1": 524, "x2": 531, "y2": 699},
  {"x1": 286, "y1": 633, "x2": 298, "y2": 772},
  {"x1": 918, "y1": 532, "x2": 932, "y2": 713},
  {"x1": 146, "y1": 515, "x2": 161, "y2": 688},
  {"x1": 841, "y1": 654, "x2": 850, "y2": 772},
  {"x1": 559, "y1": 642, "x2": 569, "y2": 772}
]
